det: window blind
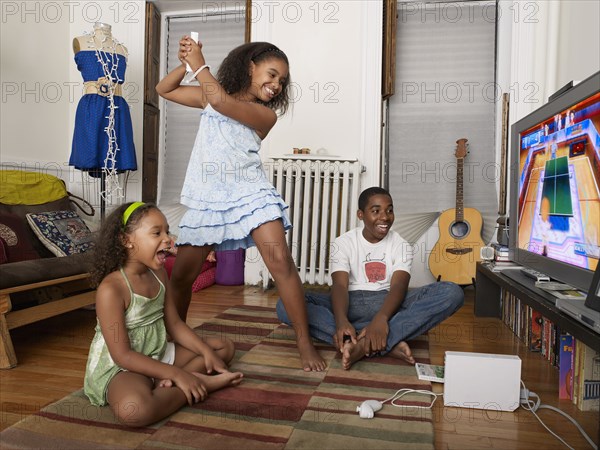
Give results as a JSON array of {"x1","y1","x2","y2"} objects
[
  {"x1": 159, "y1": 13, "x2": 245, "y2": 229},
  {"x1": 388, "y1": 1, "x2": 497, "y2": 244}
]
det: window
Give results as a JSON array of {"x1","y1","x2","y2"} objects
[{"x1": 387, "y1": 1, "x2": 498, "y2": 244}]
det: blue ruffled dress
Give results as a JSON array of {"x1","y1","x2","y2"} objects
[
  {"x1": 178, "y1": 104, "x2": 291, "y2": 251},
  {"x1": 70, "y1": 51, "x2": 137, "y2": 175}
]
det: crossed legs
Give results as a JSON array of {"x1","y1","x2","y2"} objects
[
  {"x1": 277, "y1": 282, "x2": 464, "y2": 369},
  {"x1": 106, "y1": 337, "x2": 241, "y2": 427}
]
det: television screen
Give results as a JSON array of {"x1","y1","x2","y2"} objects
[
  {"x1": 510, "y1": 71, "x2": 600, "y2": 292},
  {"x1": 517, "y1": 91, "x2": 600, "y2": 270}
]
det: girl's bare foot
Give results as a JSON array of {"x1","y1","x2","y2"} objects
[
  {"x1": 191, "y1": 371, "x2": 244, "y2": 392},
  {"x1": 341, "y1": 338, "x2": 366, "y2": 370},
  {"x1": 155, "y1": 378, "x2": 173, "y2": 388},
  {"x1": 298, "y1": 341, "x2": 326, "y2": 372},
  {"x1": 389, "y1": 341, "x2": 415, "y2": 364}
]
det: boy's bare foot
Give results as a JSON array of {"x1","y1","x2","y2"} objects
[
  {"x1": 389, "y1": 341, "x2": 415, "y2": 364},
  {"x1": 341, "y1": 338, "x2": 366, "y2": 370},
  {"x1": 191, "y1": 371, "x2": 244, "y2": 392},
  {"x1": 298, "y1": 341, "x2": 326, "y2": 372}
]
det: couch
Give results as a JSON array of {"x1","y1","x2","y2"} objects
[{"x1": 0, "y1": 170, "x2": 95, "y2": 368}]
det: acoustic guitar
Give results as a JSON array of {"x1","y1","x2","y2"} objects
[{"x1": 429, "y1": 138, "x2": 485, "y2": 285}]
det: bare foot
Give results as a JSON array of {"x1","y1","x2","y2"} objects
[
  {"x1": 191, "y1": 371, "x2": 244, "y2": 392},
  {"x1": 298, "y1": 341, "x2": 326, "y2": 372},
  {"x1": 341, "y1": 338, "x2": 366, "y2": 370},
  {"x1": 389, "y1": 341, "x2": 415, "y2": 364},
  {"x1": 155, "y1": 378, "x2": 173, "y2": 388}
]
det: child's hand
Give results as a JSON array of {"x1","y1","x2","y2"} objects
[
  {"x1": 362, "y1": 315, "x2": 389, "y2": 355},
  {"x1": 207, "y1": 251, "x2": 216, "y2": 263},
  {"x1": 203, "y1": 347, "x2": 228, "y2": 374},
  {"x1": 172, "y1": 368, "x2": 208, "y2": 405},
  {"x1": 334, "y1": 322, "x2": 357, "y2": 351},
  {"x1": 179, "y1": 36, "x2": 206, "y2": 70}
]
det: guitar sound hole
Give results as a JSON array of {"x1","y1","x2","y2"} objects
[{"x1": 450, "y1": 221, "x2": 470, "y2": 239}]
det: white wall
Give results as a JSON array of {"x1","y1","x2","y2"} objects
[
  {"x1": 555, "y1": 1, "x2": 600, "y2": 89},
  {"x1": 252, "y1": 0, "x2": 382, "y2": 185},
  {"x1": 1, "y1": 2, "x2": 71, "y2": 167},
  {"x1": 1, "y1": 1, "x2": 145, "y2": 207},
  {"x1": 507, "y1": 0, "x2": 599, "y2": 125}
]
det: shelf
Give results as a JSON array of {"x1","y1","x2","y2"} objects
[{"x1": 475, "y1": 262, "x2": 599, "y2": 350}]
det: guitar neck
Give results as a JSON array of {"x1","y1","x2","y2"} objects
[{"x1": 456, "y1": 157, "x2": 464, "y2": 222}]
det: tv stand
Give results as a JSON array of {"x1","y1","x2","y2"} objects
[{"x1": 475, "y1": 262, "x2": 599, "y2": 350}]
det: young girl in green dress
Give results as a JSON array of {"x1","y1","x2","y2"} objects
[{"x1": 84, "y1": 202, "x2": 242, "y2": 427}]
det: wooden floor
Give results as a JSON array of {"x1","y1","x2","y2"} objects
[{"x1": 1, "y1": 285, "x2": 598, "y2": 449}]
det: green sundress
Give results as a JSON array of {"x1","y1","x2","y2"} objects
[{"x1": 84, "y1": 269, "x2": 168, "y2": 406}]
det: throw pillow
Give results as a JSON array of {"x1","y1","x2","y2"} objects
[
  {"x1": 163, "y1": 254, "x2": 216, "y2": 292},
  {"x1": 0, "y1": 212, "x2": 40, "y2": 262},
  {"x1": 26, "y1": 210, "x2": 95, "y2": 257},
  {"x1": 192, "y1": 266, "x2": 216, "y2": 292}
]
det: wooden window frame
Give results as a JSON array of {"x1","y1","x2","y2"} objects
[{"x1": 382, "y1": 0, "x2": 397, "y2": 99}]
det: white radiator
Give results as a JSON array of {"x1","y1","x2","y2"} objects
[{"x1": 264, "y1": 158, "x2": 363, "y2": 286}]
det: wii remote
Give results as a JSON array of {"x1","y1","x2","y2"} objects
[
  {"x1": 521, "y1": 267, "x2": 551, "y2": 282},
  {"x1": 182, "y1": 32, "x2": 199, "y2": 84}
]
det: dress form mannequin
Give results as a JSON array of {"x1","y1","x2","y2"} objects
[
  {"x1": 72, "y1": 22, "x2": 127, "y2": 56},
  {"x1": 69, "y1": 21, "x2": 137, "y2": 204}
]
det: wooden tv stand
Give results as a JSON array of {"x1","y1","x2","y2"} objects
[{"x1": 475, "y1": 262, "x2": 600, "y2": 350}]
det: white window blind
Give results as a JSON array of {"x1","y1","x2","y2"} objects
[
  {"x1": 159, "y1": 13, "x2": 245, "y2": 229},
  {"x1": 388, "y1": 1, "x2": 497, "y2": 244}
]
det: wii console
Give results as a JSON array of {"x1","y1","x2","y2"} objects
[{"x1": 443, "y1": 351, "x2": 521, "y2": 412}]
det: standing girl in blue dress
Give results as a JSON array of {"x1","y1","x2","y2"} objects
[{"x1": 156, "y1": 38, "x2": 326, "y2": 372}]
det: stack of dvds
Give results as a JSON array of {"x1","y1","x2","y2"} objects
[{"x1": 492, "y1": 243, "x2": 510, "y2": 262}]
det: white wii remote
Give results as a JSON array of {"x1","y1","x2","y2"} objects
[{"x1": 182, "y1": 32, "x2": 199, "y2": 84}]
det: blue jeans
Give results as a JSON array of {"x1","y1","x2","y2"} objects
[{"x1": 276, "y1": 281, "x2": 464, "y2": 354}]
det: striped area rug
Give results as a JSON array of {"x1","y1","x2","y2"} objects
[{"x1": 0, "y1": 305, "x2": 435, "y2": 449}]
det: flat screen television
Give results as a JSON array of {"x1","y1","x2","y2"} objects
[{"x1": 509, "y1": 70, "x2": 600, "y2": 293}]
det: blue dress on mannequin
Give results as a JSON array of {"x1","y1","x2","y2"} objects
[{"x1": 70, "y1": 50, "x2": 137, "y2": 176}]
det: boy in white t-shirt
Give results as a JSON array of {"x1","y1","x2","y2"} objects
[{"x1": 277, "y1": 187, "x2": 464, "y2": 370}]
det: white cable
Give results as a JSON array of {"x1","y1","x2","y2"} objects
[
  {"x1": 382, "y1": 388, "x2": 443, "y2": 410},
  {"x1": 520, "y1": 380, "x2": 597, "y2": 450}
]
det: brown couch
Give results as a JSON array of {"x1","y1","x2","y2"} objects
[{"x1": 0, "y1": 171, "x2": 95, "y2": 368}]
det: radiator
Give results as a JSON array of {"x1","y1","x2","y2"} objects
[{"x1": 264, "y1": 158, "x2": 363, "y2": 286}]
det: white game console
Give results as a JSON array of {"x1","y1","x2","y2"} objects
[{"x1": 443, "y1": 351, "x2": 521, "y2": 412}]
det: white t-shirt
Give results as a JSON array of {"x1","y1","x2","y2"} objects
[{"x1": 329, "y1": 228, "x2": 413, "y2": 291}]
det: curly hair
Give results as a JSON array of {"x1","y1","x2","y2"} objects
[
  {"x1": 217, "y1": 42, "x2": 291, "y2": 116},
  {"x1": 358, "y1": 187, "x2": 392, "y2": 212},
  {"x1": 90, "y1": 202, "x2": 158, "y2": 288}
]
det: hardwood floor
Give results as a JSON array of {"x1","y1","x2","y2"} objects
[{"x1": 1, "y1": 285, "x2": 598, "y2": 449}]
